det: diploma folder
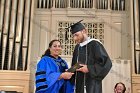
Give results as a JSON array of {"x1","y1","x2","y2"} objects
[{"x1": 67, "y1": 63, "x2": 83, "y2": 73}]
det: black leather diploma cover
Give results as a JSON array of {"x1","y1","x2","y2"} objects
[{"x1": 67, "y1": 63, "x2": 83, "y2": 73}]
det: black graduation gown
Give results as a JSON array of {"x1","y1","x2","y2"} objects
[{"x1": 70, "y1": 40, "x2": 112, "y2": 93}]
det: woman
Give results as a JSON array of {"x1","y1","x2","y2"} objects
[
  {"x1": 35, "y1": 39, "x2": 74, "y2": 93},
  {"x1": 114, "y1": 82, "x2": 126, "y2": 93}
]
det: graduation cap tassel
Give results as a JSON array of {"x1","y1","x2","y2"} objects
[
  {"x1": 78, "y1": 19, "x2": 83, "y2": 23},
  {"x1": 65, "y1": 28, "x2": 68, "y2": 41}
]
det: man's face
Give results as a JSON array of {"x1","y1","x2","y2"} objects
[{"x1": 72, "y1": 30, "x2": 84, "y2": 44}]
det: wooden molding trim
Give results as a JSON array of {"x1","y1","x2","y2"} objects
[
  {"x1": 0, "y1": 71, "x2": 30, "y2": 93},
  {"x1": 132, "y1": 74, "x2": 140, "y2": 84}
]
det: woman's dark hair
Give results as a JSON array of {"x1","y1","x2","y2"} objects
[
  {"x1": 42, "y1": 39, "x2": 61, "y2": 57},
  {"x1": 114, "y1": 82, "x2": 126, "y2": 93}
]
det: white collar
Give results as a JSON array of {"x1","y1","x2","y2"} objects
[{"x1": 80, "y1": 37, "x2": 102, "y2": 47}]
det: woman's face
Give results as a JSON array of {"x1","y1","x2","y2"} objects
[
  {"x1": 115, "y1": 83, "x2": 125, "y2": 93},
  {"x1": 49, "y1": 41, "x2": 62, "y2": 57}
]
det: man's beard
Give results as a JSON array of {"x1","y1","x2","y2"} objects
[{"x1": 80, "y1": 34, "x2": 85, "y2": 43}]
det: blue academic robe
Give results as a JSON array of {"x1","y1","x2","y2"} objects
[{"x1": 36, "y1": 56, "x2": 74, "y2": 93}]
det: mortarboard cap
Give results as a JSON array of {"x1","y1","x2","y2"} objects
[
  {"x1": 70, "y1": 20, "x2": 85, "y2": 34},
  {"x1": 65, "y1": 20, "x2": 85, "y2": 40}
]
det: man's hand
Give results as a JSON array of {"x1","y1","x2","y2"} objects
[{"x1": 76, "y1": 64, "x2": 89, "y2": 73}]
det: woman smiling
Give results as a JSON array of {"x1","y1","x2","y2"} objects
[{"x1": 35, "y1": 39, "x2": 74, "y2": 93}]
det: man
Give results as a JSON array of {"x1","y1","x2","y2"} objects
[{"x1": 69, "y1": 20, "x2": 112, "y2": 93}]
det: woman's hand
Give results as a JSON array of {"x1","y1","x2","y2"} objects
[{"x1": 59, "y1": 72, "x2": 74, "y2": 80}]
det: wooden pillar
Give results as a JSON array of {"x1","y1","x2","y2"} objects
[
  {"x1": 0, "y1": 0, "x2": 5, "y2": 70},
  {"x1": 8, "y1": 0, "x2": 18, "y2": 70},
  {"x1": 22, "y1": 0, "x2": 31, "y2": 70},
  {"x1": 113, "y1": 0, "x2": 116, "y2": 10},
  {"x1": 0, "y1": 0, "x2": 5, "y2": 33},
  {"x1": 43, "y1": 0, "x2": 46, "y2": 8},
  {"x1": 68, "y1": 0, "x2": 70, "y2": 8},
  {"x1": 103, "y1": 0, "x2": 105, "y2": 9},
  {"x1": 92, "y1": 0, "x2": 96, "y2": 9},
  {"x1": 52, "y1": 0, "x2": 55, "y2": 8},
  {"x1": 121, "y1": 0, "x2": 124, "y2": 11},
  {"x1": 117, "y1": 0, "x2": 120, "y2": 10},
  {"x1": 15, "y1": 0, "x2": 24, "y2": 70},
  {"x1": 2, "y1": 0, "x2": 11, "y2": 70},
  {"x1": 108, "y1": 0, "x2": 111, "y2": 10},
  {"x1": 134, "y1": 0, "x2": 139, "y2": 74},
  {"x1": 39, "y1": 0, "x2": 42, "y2": 8}
]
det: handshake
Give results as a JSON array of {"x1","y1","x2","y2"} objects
[
  {"x1": 60, "y1": 63, "x2": 87, "y2": 80},
  {"x1": 67, "y1": 63, "x2": 83, "y2": 73}
]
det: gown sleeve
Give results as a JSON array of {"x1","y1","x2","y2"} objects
[
  {"x1": 35, "y1": 57, "x2": 63, "y2": 93},
  {"x1": 87, "y1": 41, "x2": 112, "y2": 81}
]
